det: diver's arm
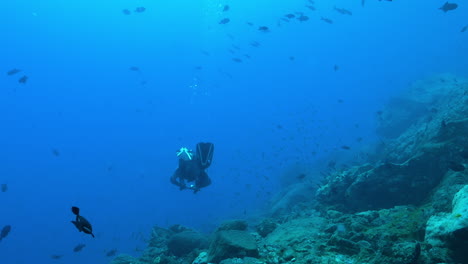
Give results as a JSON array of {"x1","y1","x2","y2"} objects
[{"x1": 170, "y1": 170, "x2": 186, "y2": 190}]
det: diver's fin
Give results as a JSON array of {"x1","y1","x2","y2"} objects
[
  {"x1": 71, "y1": 206, "x2": 80, "y2": 216},
  {"x1": 196, "y1": 142, "x2": 214, "y2": 169}
]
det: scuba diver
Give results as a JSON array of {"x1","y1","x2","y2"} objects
[{"x1": 170, "y1": 142, "x2": 214, "y2": 194}]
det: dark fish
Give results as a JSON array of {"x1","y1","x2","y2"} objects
[
  {"x1": 223, "y1": 5, "x2": 230, "y2": 12},
  {"x1": 448, "y1": 161, "x2": 465, "y2": 172},
  {"x1": 219, "y1": 18, "x2": 230, "y2": 24},
  {"x1": 194, "y1": 66, "x2": 203, "y2": 70},
  {"x1": 51, "y1": 255, "x2": 63, "y2": 260},
  {"x1": 122, "y1": 9, "x2": 131, "y2": 15},
  {"x1": 337, "y1": 99, "x2": 344, "y2": 103},
  {"x1": 297, "y1": 15, "x2": 309, "y2": 22},
  {"x1": 341, "y1": 145, "x2": 351, "y2": 150},
  {"x1": 129, "y1": 66, "x2": 140, "y2": 71},
  {"x1": 73, "y1": 243, "x2": 86, "y2": 252},
  {"x1": 1, "y1": 184, "x2": 7, "y2": 192},
  {"x1": 0, "y1": 225, "x2": 11, "y2": 241},
  {"x1": 334, "y1": 7, "x2": 352, "y2": 15},
  {"x1": 134, "y1": 7, "x2": 146, "y2": 13},
  {"x1": 106, "y1": 249, "x2": 118, "y2": 257},
  {"x1": 250, "y1": 41, "x2": 260, "y2": 47},
  {"x1": 244, "y1": 54, "x2": 251, "y2": 59},
  {"x1": 285, "y1": 14, "x2": 295, "y2": 19},
  {"x1": 289, "y1": 56, "x2": 295, "y2": 61},
  {"x1": 334, "y1": 65, "x2": 339, "y2": 71},
  {"x1": 356, "y1": 137, "x2": 363, "y2": 142},
  {"x1": 51, "y1": 148, "x2": 60, "y2": 157},
  {"x1": 258, "y1": 26, "x2": 269, "y2": 32},
  {"x1": 307, "y1": 0, "x2": 315, "y2": 3},
  {"x1": 18, "y1": 75, "x2": 28, "y2": 84},
  {"x1": 321, "y1": 17, "x2": 333, "y2": 24},
  {"x1": 7, "y1": 69, "x2": 21, "y2": 76},
  {"x1": 297, "y1": 173, "x2": 306, "y2": 180},
  {"x1": 201, "y1": 50, "x2": 210, "y2": 56},
  {"x1": 280, "y1": 18, "x2": 289, "y2": 23},
  {"x1": 232, "y1": 58, "x2": 242, "y2": 63},
  {"x1": 439, "y1": 2, "x2": 458, "y2": 12},
  {"x1": 461, "y1": 25, "x2": 467, "y2": 33},
  {"x1": 71, "y1": 206, "x2": 95, "y2": 238},
  {"x1": 305, "y1": 5, "x2": 316, "y2": 11},
  {"x1": 246, "y1": 22, "x2": 253, "y2": 26},
  {"x1": 362, "y1": 0, "x2": 366, "y2": 7}
]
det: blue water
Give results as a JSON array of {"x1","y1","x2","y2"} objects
[{"x1": 0, "y1": 0, "x2": 466, "y2": 263}]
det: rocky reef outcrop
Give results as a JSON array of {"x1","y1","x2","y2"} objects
[
  {"x1": 317, "y1": 74, "x2": 468, "y2": 213},
  {"x1": 111, "y1": 74, "x2": 468, "y2": 264}
]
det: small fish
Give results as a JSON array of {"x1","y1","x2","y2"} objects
[
  {"x1": 439, "y1": 2, "x2": 458, "y2": 12},
  {"x1": 219, "y1": 18, "x2": 230, "y2": 24},
  {"x1": 250, "y1": 41, "x2": 260, "y2": 47},
  {"x1": 321, "y1": 17, "x2": 333, "y2": 24},
  {"x1": 71, "y1": 206, "x2": 95, "y2": 238},
  {"x1": 223, "y1": 5, "x2": 230, "y2": 12},
  {"x1": 258, "y1": 26, "x2": 269, "y2": 32},
  {"x1": 122, "y1": 9, "x2": 131, "y2": 15},
  {"x1": 194, "y1": 66, "x2": 203, "y2": 70},
  {"x1": 51, "y1": 148, "x2": 60, "y2": 157},
  {"x1": 73, "y1": 243, "x2": 86, "y2": 252},
  {"x1": 232, "y1": 58, "x2": 242, "y2": 63},
  {"x1": 334, "y1": 65, "x2": 339, "y2": 71},
  {"x1": 50, "y1": 255, "x2": 63, "y2": 260},
  {"x1": 201, "y1": 50, "x2": 210, "y2": 56},
  {"x1": 7, "y1": 69, "x2": 21, "y2": 76},
  {"x1": 337, "y1": 99, "x2": 344, "y2": 103},
  {"x1": 341, "y1": 145, "x2": 351, "y2": 150},
  {"x1": 246, "y1": 22, "x2": 253, "y2": 26},
  {"x1": 285, "y1": 14, "x2": 295, "y2": 19},
  {"x1": 362, "y1": 0, "x2": 366, "y2": 7},
  {"x1": 1, "y1": 184, "x2": 7, "y2": 192},
  {"x1": 297, "y1": 173, "x2": 306, "y2": 180},
  {"x1": 134, "y1": 7, "x2": 146, "y2": 13},
  {"x1": 461, "y1": 25, "x2": 467, "y2": 33},
  {"x1": 0, "y1": 225, "x2": 11, "y2": 241},
  {"x1": 334, "y1": 7, "x2": 352, "y2": 15},
  {"x1": 448, "y1": 161, "x2": 465, "y2": 172},
  {"x1": 297, "y1": 15, "x2": 309, "y2": 22},
  {"x1": 106, "y1": 249, "x2": 118, "y2": 257},
  {"x1": 289, "y1": 56, "x2": 295, "y2": 61},
  {"x1": 129, "y1": 66, "x2": 140, "y2": 72},
  {"x1": 305, "y1": 5, "x2": 316, "y2": 11},
  {"x1": 18, "y1": 75, "x2": 28, "y2": 84}
]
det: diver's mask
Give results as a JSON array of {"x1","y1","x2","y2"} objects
[{"x1": 176, "y1": 147, "x2": 193, "y2": 161}]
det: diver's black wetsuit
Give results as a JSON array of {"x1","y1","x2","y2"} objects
[{"x1": 170, "y1": 156, "x2": 211, "y2": 192}]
